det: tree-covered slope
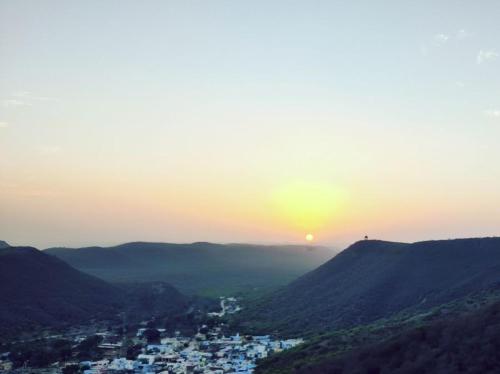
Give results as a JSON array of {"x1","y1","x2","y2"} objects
[
  {"x1": 236, "y1": 238, "x2": 500, "y2": 336},
  {"x1": 0, "y1": 246, "x2": 121, "y2": 337},
  {"x1": 256, "y1": 288, "x2": 500, "y2": 373},
  {"x1": 0, "y1": 246, "x2": 191, "y2": 340},
  {"x1": 269, "y1": 295, "x2": 500, "y2": 374}
]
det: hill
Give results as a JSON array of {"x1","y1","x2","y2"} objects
[
  {"x1": 0, "y1": 246, "x2": 191, "y2": 340},
  {"x1": 310, "y1": 299, "x2": 500, "y2": 374},
  {"x1": 236, "y1": 238, "x2": 500, "y2": 336},
  {"x1": 0, "y1": 246, "x2": 121, "y2": 338},
  {"x1": 0, "y1": 240, "x2": 10, "y2": 249},
  {"x1": 257, "y1": 289, "x2": 500, "y2": 374},
  {"x1": 46, "y1": 242, "x2": 334, "y2": 295}
]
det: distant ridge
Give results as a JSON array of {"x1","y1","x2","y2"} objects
[
  {"x1": 236, "y1": 237, "x2": 500, "y2": 335},
  {"x1": 46, "y1": 241, "x2": 335, "y2": 294},
  {"x1": 0, "y1": 240, "x2": 10, "y2": 249}
]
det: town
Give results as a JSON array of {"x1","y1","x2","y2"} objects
[{"x1": 0, "y1": 297, "x2": 303, "y2": 374}]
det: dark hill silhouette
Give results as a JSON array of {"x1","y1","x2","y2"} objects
[
  {"x1": 0, "y1": 246, "x2": 189, "y2": 339},
  {"x1": 0, "y1": 240, "x2": 10, "y2": 248},
  {"x1": 256, "y1": 290, "x2": 500, "y2": 374},
  {"x1": 46, "y1": 242, "x2": 334, "y2": 294},
  {"x1": 286, "y1": 297, "x2": 500, "y2": 374},
  {"x1": 237, "y1": 238, "x2": 500, "y2": 336},
  {"x1": 0, "y1": 246, "x2": 121, "y2": 337}
]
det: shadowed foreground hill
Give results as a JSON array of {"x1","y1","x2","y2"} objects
[
  {"x1": 300, "y1": 303, "x2": 500, "y2": 374},
  {"x1": 312, "y1": 300, "x2": 500, "y2": 374},
  {"x1": 0, "y1": 246, "x2": 190, "y2": 340},
  {"x1": 46, "y1": 242, "x2": 334, "y2": 295},
  {"x1": 0, "y1": 246, "x2": 121, "y2": 336},
  {"x1": 237, "y1": 238, "x2": 500, "y2": 336},
  {"x1": 258, "y1": 291, "x2": 500, "y2": 374}
]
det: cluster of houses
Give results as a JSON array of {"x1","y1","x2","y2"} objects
[
  {"x1": 0, "y1": 297, "x2": 303, "y2": 373},
  {"x1": 81, "y1": 329, "x2": 302, "y2": 373},
  {"x1": 79, "y1": 297, "x2": 302, "y2": 373},
  {"x1": 0, "y1": 352, "x2": 13, "y2": 372}
]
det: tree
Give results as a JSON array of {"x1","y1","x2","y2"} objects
[
  {"x1": 76, "y1": 335, "x2": 103, "y2": 360},
  {"x1": 143, "y1": 328, "x2": 160, "y2": 343}
]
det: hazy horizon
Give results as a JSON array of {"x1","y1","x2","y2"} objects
[
  {"x1": 5, "y1": 234, "x2": 500, "y2": 252},
  {"x1": 2, "y1": 1, "x2": 500, "y2": 248}
]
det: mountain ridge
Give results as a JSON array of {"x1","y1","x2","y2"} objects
[
  {"x1": 46, "y1": 241, "x2": 335, "y2": 295},
  {"x1": 235, "y1": 237, "x2": 500, "y2": 336}
]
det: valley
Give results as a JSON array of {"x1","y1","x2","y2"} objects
[{"x1": 2, "y1": 237, "x2": 500, "y2": 373}]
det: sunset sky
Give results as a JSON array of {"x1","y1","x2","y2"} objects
[{"x1": 1, "y1": 1, "x2": 500, "y2": 248}]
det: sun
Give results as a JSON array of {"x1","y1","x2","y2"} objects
[{"x1": 305, "y1": 233, "x2": 314, "y2": 242}]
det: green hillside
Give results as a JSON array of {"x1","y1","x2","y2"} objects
[
  {"x1": 235, "y1": 238, "x2": 500, "y2": 336},
  {"x1": 256, "y1": 288, "x2": 500, "y2": 373}
]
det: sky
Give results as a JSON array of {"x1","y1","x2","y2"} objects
[{"x1": 1, "y1": 1, "x2": 500, "y2": 248}]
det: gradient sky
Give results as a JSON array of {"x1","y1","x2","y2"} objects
[{"x1": 1, "y1": 1, "x2": 500, "y2": 248}]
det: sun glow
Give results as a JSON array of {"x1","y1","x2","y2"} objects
[{"x1": 270, "y1": 182, "x2": 347, "y2": 235}]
